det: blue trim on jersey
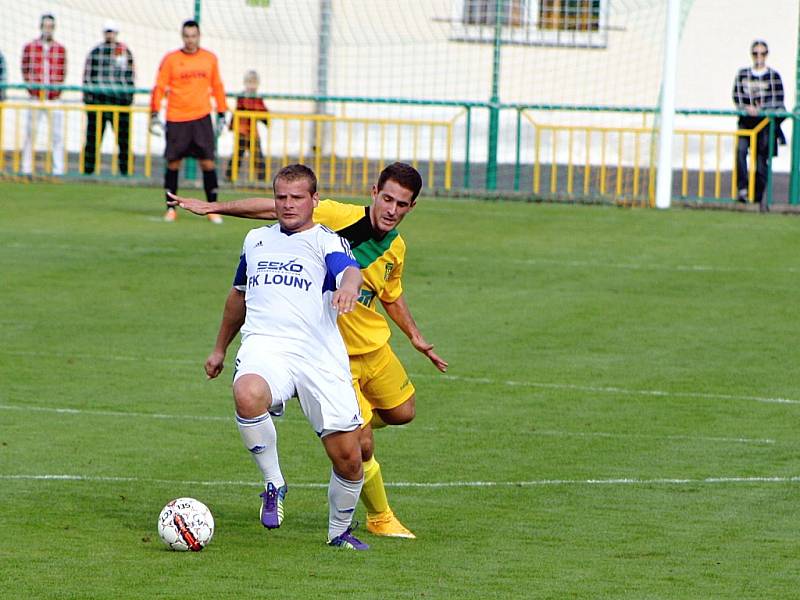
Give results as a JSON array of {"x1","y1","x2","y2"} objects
[
  {"x1": 233, "y1": 254, "x2": 247, "y2": 287},
  {"x1": 326, "y1": 251, "x2": 358, "y2": 276},
  {"x1": 323, "y1": 251, "x2": 359, "y2": 293}
]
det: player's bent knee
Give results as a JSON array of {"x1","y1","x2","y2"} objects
[
  {"x1": 324, "y1": 431, "x2": 363, "y2": 480},
  {"x1": 234, "y1": 396, "x2": 267, "y2": 419},
  {"x1": 333, "y1": 456, "x2": 363, "y2": 481},
  {"x1": 359, "y1": 427, "x2": 374, "y2": 461},
  {"x1": 402, "y1": 401, "x2": 417, "y2": 423},
  {"x1": 378, "y1": 397, "x2": 416, "y2": 425},
  {"x1": 233, "y1": 374, "x2": 272, "y2": 418}
]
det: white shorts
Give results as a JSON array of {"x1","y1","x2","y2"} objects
[{"x1": 233, "y1": 336, "x2": 363, "y2": 437}]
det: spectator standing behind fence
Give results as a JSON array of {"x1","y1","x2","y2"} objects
[
  {"x1": 150, "y1": 19, "x2": 228, "y2": 224},
  {"x1": 0, "y1": 50, "x2": 6, "y2": 101},
  {"x1": 732, "y1": 39, "x2": 786, "y2": 208},
  {"x1": 82, "y1": 20, "x2": 135, "y2": 176},
  {"x1": 226, "y1": 70, "x2": 268, "y2": 182},
  {"x1": 21, "y1": 13, "x2": 66, "y2": 176},
  {"x1": 0, "y1": 50, "x2": 5, "y2": 150}
]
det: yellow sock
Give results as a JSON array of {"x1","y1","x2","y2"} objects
[
  {"x1": 370, "y1": 412, "x2": 388, "y2": 430},
  {"x1": 360, "y1": 457, "x2": 390, "y2": 517}
]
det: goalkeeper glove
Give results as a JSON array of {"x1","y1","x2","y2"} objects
[
  {"x1": 214, "y1": 112, "x2": 227, "y2": 137},
  {"x1": 149, "y1": 112, "x2": 164, "y2": 136}
]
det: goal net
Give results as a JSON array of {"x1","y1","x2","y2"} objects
[{"x1": 0, "y1": 1, "x2": 793, "y2": 200}]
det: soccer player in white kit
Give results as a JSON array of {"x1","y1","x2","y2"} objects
[{"x1": 205, "y1": 164, "x2": 369, "y2": 550}]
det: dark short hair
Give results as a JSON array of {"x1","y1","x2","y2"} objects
[
  {"x1": 182, "y1": 19, "x2": 200, "y2": 31},
  {"x1": 40, "y1": 13, "x2": 55, "y2": 27},
  {"x1": 273, "y1": 164, "x2": 317, "y2": 195},
  {"x1": 751, "y1": 39, "x2": 768, "y2": 53},
  {"x1": 376, "y1": 162, "x2": 422, "y2": 201}
]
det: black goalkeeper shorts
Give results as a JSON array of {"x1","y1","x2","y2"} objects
[{"x1": 165, "y1": 115, "x2": 215, "y2": 162}]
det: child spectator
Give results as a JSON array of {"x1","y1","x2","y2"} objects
[{"x1": 227, "y1": 70, "x2": 268, "y2": 181}]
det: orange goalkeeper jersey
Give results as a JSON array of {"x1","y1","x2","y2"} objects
[{"x1": 150, "y1": 48, "x2": 227, "y2": 122}]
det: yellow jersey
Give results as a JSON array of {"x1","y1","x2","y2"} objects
[{"x1": 312, "y1": 200, "x2": 405, "y2": 355}]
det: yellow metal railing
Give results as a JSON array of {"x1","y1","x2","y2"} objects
[
  {"x1": 527, "y1": 113, "x2": 657, "y2": 206},
  {"x1": 1, "y1": 100, "x2": 767, "y2": 203},
  {"x1": 730, "y1": 118, "x2": 768, "y2": 202},
  {"x1": 79, "y1": 106, "x2": 134, "y2": 177},
  {"x1": 0, "y1": 102, "x2": 152, "y2": 178},
  {"x1": 0, "y1": 102, "x2": 457, "y2": 192},
  {"x1": 228, "y1": 110, "x2": 456, "y2": 191},
  {"x1": 525, "y1": 111, "x2": 768, "y2": 205}
]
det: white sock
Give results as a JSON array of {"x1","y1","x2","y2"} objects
[
  {"x1": 328, "y1": 469, "x2": 363, "y2": 540},
  {"x1": 236, "y1": 412, "x2": 285, "y2": 489}
]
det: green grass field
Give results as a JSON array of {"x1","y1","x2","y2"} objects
[{"x1": 2, "y1": 182, "x2": 799, "y2": 599}]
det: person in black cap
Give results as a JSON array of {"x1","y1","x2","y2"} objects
[{"x1": 82, "y1": 20, "x2": 135, "y2": 175}]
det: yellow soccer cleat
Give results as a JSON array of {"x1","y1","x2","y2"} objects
[
  {"x1": 366, "y1": 510, "x2": 416, "y2": 539},
  {"x1": 163, "y1": 207, "x2": 178, "y2": 222}
]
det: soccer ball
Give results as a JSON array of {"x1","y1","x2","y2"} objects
[{"x1": 157, "y1": 497, "x2": 215, "y2": 551}]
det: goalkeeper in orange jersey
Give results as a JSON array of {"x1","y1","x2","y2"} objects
[
  {"x1": 150, "y1": 20, "x2": 228, "y2": 224},
  {"x1": 168, "y1": 162, "x2": 448, "y2": 539}
]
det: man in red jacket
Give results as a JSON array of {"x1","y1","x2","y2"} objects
[{"x1": 21, "y1": 13, "x2": 67, "y2": 176}]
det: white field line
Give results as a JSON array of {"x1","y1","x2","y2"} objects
[
  {"x1": 2, "y1": 473, "x2": 800, "y2": 488},
  {"x1": 7, "y1": 239, "x2": 800, "y2": 275},
  {"x1": 447, "y1": 255, "x2": 800, "y2": 275},
  {"x1": 0, "y1": 403, "x2": 230, "y2": 422},
  {"x1": 412, "y1": 372, "x2": 800, "y2": 406},
  {"x1": 430, "y1": 427, "x2": 775, "y2": 446},
  {"x1": 3, "y1": 348, "x2": 798, "y2": 407},
  {"x1": 2, "y1": 349, "x2": 199, "y2": 364},
  {"x1": 0, "y1": 404, "x2": 775, "y2": 446}
]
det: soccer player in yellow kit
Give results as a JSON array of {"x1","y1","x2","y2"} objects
[{"x1": 169, "y1": 162, "x2": 448, "y2": 538}]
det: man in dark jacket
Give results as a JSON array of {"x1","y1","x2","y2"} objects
[
  {"x1": 0, "y1": 50, "x2": 6, "y2": 101},
  {"x1": 83, "y1": 20, "x2": 135, "y2": 175}
]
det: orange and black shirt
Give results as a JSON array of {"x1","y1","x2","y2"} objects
[{"x1": 150, "y1": 48, "x2": 227, "y2": 122}]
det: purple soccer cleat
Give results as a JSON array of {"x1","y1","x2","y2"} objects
[
  {"x1": 327, "y1": 523, "x2": 369, "y2": 550},
  {"x1": 259, "y1": 482, "x2": 287, "y2": 529}
]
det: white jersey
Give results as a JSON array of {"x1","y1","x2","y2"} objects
[{"x1": 233, "y1": 223, "x2": 358, "y2": 373}]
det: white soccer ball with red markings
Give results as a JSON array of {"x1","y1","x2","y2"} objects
[{"x1": 157, "y1": 497, "x2": 214, "y2": 551}]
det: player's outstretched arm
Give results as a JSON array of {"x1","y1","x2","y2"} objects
[
  {"x1": 167, "y1": 192, "x2": 278, "y2": 219},
  {"x1": 331, "y1": 266, "x2": 362, "y2": 315},
  {"x1": 381, "y1": 295, "x2": 448, "y2": 373},
  {"x1": 206, "y1": 288, "x2": 246, "y2": 379}
]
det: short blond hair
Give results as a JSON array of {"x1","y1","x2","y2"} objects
[{"x1": 273, "y1": 164, "x2": 317, "y2": 195}]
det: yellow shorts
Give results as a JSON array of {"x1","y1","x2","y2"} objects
[{"x1": 350, "y1": 344, "x2": 415, "y2": 425}]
